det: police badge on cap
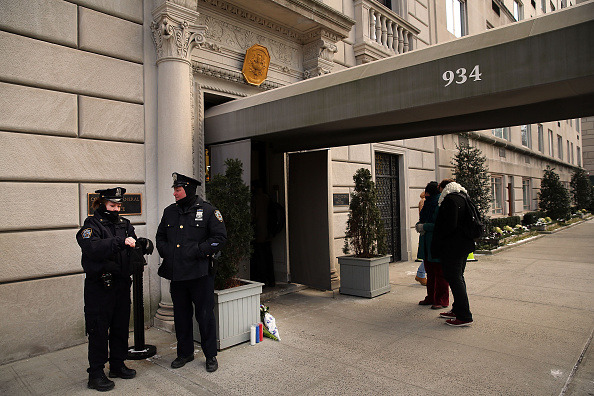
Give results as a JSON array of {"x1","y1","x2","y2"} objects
[
  {"x1": 95, "y1": 187, "x2": 126, "y2": 203},
  {"x1": 171, "y1": 172, "x2": 201, "y2": 188}
]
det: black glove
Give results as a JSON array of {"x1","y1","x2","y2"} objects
[{"x1": 137, "y1": 237, "x2": 154, "y2": 255}]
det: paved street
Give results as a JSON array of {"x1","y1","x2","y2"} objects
[{"x1": 1, "y1": 220, "x2": 593, "y2": 395}]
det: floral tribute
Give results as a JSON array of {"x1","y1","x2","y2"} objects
[{"x1": 260, "y1": 305, "x2": 281, "y2": 341}]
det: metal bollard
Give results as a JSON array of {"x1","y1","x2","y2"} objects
[{"x1": 127, "y1": 247, "x2": 157, "y2": 360}]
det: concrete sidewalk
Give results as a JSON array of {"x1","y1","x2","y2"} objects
[{"x1": 2, "y1": 221, "x2": 593, "y2": 395}]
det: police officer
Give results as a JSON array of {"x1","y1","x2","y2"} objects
[
  {"x1": 76, "y1": 187, "x2": 152, "y2": 391},
  {"x1": 156, "y1": 173, "x2": 227, "y2": 372}
]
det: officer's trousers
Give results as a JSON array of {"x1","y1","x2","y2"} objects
[
  {"x1": 170, "y1": 275, "x2": 217, "y2": 359},
  {"x1": 84, "y1": 276, "x2": 131, "y2": 376}
]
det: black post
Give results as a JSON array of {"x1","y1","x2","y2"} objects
[{"x1": 127, "y1": 248, "x2": 157, "y2": 360}]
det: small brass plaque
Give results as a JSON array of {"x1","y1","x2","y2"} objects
[
  {"x1": 87, "y1": 193, "x2": 142, "y2": 216},
  {"x1": 242, "y1": 44, "x2": 270, "y2": 86}
]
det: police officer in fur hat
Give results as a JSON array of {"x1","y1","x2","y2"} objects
[
  {"x1": 76, "y1": 187, "x2": 153, "y2": 391},
  {"x1": 156, "y1": 173, "x2": 227, "y2": 372}
]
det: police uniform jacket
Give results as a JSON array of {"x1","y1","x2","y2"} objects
[
  {"x1": 76, "y1": 210, "x2": 137, "y2": 279},
  {"x1": 156, "y1": 196, "x2": 227, "y2": 281}
]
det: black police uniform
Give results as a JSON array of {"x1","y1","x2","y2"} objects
[
  {"x1": 156, "y1": 174, "x2": 227, "y2": 361},
  {"x1": 76, "y1": 191, "x2": 136, "y2": 378}
]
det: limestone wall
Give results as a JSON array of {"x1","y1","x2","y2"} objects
[{"x1": 0, "y1": 0, "x2": 145, "y2": 365}]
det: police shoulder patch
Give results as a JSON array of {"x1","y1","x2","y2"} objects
[
  {"x1": 82, "y1": 228, "x2": 92, "y2": 239},
  {"x1": 214, "y1": 210, "x2": 223, "y2": 222}
]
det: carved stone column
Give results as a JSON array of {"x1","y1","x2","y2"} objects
[
  {"x1": 303, "y1": 29, "x2": 339, "y2": 79},
  {"x1": 151, "y1": 0, "x2": 207, "y2": 331}
]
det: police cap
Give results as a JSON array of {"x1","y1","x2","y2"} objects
[
  {"x1": 172, "y1": 172, "x2": 201, "y2": 188},
  {"x1": 95, "y1": 187, "x2": 126, "y2": 203}
]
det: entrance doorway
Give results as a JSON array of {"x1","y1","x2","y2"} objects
[
  {"x1": 287, "y1": 150, "x2": 332, "y2": 290},
  {"x1": 375, "y1": 152, "x2": 402, "y2": 262}
]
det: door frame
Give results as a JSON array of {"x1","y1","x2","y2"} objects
[{"x1": 372, "y1": 144, "x2": 411, "y2": 262}]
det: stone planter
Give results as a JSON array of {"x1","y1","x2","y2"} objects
[
  {"x1": 338, "y1": 255, "x2": 391, "y2": 298},
  {"x1": 534, "y1": 224, "x2": 546, "y2": 231},
  {"x1": 193, "y1": 279, "x2": 263, "y2": 350}
]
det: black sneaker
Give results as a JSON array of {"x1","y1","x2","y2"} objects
[
  {"x1": 88, "y1": 372, "x2": 115, "y2": 392},
  {"x1": 205, "y1": 356, "x2": 218, "y2": 372},
  {"x1": 171, "y1": 354, "x2": 194, "y2": 369},
  {"x1": 108, "y1": 364, "x2": 136, "y2": 379}
]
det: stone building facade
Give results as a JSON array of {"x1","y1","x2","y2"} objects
[{"x1": 0, "y1": 0, "x2": 585, "y2": 364}]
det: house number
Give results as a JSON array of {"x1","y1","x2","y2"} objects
[{"x1": 442, "y1": 65, "x2": 482, "y2": 87}]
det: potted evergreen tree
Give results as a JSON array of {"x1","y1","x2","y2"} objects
[
  {"x1": 193, "y1": 158, "x2": 263, "y2": 350},
  {"x1": 339, "y1": 168, "x2": 390, "y2": 298}
]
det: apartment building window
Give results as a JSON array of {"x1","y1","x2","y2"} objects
[
  {"x1": 513, "y1": 1, "x2": 524, "y2": 20},
  {"x1": 577, "y1": 147, "x2": 581, "y2": 167},
  {"x1": 541, "y1": 0, "x2": 546, "y2": 12},
  {"x1": 557, "y1": 135, "x2": 563, "y2": 160},
  {"x1": 537, "y1": 124, "x2": 544, "y2": 152},
  {"x1": 567, "y1": 140, "x2": 570, "y2": 163},
  {"x1": 492, "y1": 1, "x2": 501, "y2": 16},
  {"x1": 521, "y1": 124, "x2": 531, "y2": 148},
  {"x1": 446, "y1": 0, "x2": 467, "y2": 38},
  {"x1": 550, "y1": 1, "x2": 555, "y2": 11},
  {"x1": 576, "y1": 119, "x2": 580, "y2": 132},
  {"x1": 522, "y1": 178, "x2": 531, "y2": 211},
  {"x1": 560, "y1": 0, "x2": 567, "y2": 8},
  {"x1": 491, "y1": 176, "x2": 504, "y2": 214},
  {"x1": 548, "y1": 129, "x2": 554, "y2": 156},
  {"x1": 493, "y1": 127, "x2": 510, "y2": 140},
  {"x1": 571, "y1": 142, "x2": 574, "y2": 164}
]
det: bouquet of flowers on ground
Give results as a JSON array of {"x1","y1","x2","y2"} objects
[{"x1": 260, "y1": 305, "x2": 281, "y2": 341}]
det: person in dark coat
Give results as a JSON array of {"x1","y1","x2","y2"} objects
[
  {"x1": 77, "y1": 187, "x2": 152, "y2": 391},
  {"x1": 431, "y1": 179, "x2": 475, "y2": 326},
  {"x1": 416, "y1": 181, "x2": 449, "y2": 309},
  {"x1": 156, "y1": 173, "x2": 227, "y2": 372}
]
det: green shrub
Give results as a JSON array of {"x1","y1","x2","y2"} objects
[
  {"x1": 488, "y1": 216, "x2": 521, "y2": 232},
  {"x1": 522, "y1": 211, "x2": 545, "y2": 225},
  {"x1": 539, "y1": 166, "x2": 571, "y2": 220}
]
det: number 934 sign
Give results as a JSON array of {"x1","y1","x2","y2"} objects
[{"x1": 442, "y1": 65, "x2": 482, "y2": 87}]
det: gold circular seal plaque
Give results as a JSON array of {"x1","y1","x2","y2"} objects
[{"x1": 242, "y1": 44, "x2": 270, "y2": 86}]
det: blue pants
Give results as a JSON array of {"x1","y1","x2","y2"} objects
[{"x1": 416, "y1": 261, "x2": 426, "y2": 278}]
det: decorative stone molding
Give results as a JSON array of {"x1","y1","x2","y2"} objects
[
  {"x1": 192, "y1": 61, "x2": 284, "y2": 90},
  {"x1": 198, "y1": 0, "x2": 354, "y2": 42},
  {"x1": 303, "y1": 30, "x2": 338, "y2": 78},
  {"x1": 151, "y1": 1, "x2": 208, "y2": 64},
  {"x1": 198, "y1": 13, "x2": 301, "y2": 70}
]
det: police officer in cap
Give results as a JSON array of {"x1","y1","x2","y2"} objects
[
  {"x1": 76, "y1": 187, "x2": 153, "y2": 391},
  {"x1": 156, "y1": 173, "x2": 227, "y2": 372}
]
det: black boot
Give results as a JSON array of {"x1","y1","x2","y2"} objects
[
  {"x1": 171, "y1": 354, "x2": 194, "y2": 369},
  {"x1": 108, "y1": 364, "x2": 136, "y2": 379},
  {"x1": 88, "y1": 372, "x2": 115, "y2": 392},
  {"x1": 205, "y1": 356, "x2": 218, "y2": 372}
]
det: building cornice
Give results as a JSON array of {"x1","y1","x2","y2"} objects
[
  {"x1": 198, "y1": 0, "x2": 354, "y2": 43},
  {"x1": 467, "y1": 131, "x2": 581, "y2": 171}
]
